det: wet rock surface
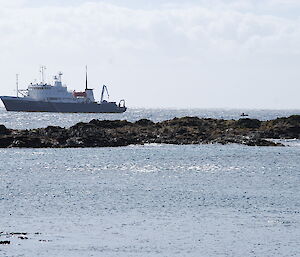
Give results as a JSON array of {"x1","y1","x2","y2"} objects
[{"x1": 0, "y1": 115, "x2": 300, "y2": 148}]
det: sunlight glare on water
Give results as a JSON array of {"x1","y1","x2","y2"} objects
[
  {"x1": 0, "y1": 144, "x2": 299, "y2": 257},
  {"x1": 1, "y1": 107, "x2": 300, "y2": 129}
]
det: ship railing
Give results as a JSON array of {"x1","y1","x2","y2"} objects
[{"x1": 17, "y1": 89, "x2": 28, "y2": 97}]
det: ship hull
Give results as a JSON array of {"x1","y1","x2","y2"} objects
[{"x1": 0, "y1": 96, "x2": 126, "y2": 113}]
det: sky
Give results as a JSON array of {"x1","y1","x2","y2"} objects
[{"x1": 0, "y1": 0, "x2": 300, "y2": 109}]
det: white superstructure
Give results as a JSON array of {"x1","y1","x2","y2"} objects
[{"x1": 25, "y1": 72, "x2": 95, "y2": 103}]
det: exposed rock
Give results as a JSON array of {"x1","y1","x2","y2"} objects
[
  {"x1": 9, "y1": 136, "x2": 42, "y2": 148},
  {"x1": 0, "y1": 115, "x2": 299, "y2": 148},
  {"x1": 0, "y1": 125, "x2": 10, "y2": 135},
  {"x1": 0, "y1": 241, "x2": 10, "y2": 244},
  {"x1": 235, "y1": 118, "x2": 261, "y2": 129},
  {"x1": 18, "y1": 236, "x2": 28, "y2": 240},
  {"x1": 135, "y1": 119, "x2": 154, "y2": 126},
  {"x1": 0, "y1": 136, "x2": 14, "y2": 148},
  {"x1": 89, "y1": 119, "x2": 131, "y2": 128},
  {"x1": 10, "y1": 232, "x2": 27, "y2": 235}
]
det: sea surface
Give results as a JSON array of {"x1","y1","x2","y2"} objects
[
  {"x1": 0, "y1": 108, "x2": 299, "y2": 257},
  {"x1": 1, "y1": 107, "x2": 300, "y2": 129}
]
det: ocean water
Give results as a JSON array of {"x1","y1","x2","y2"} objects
[
  {"x1": 1, "y1": 107, "x2": 300, "y2": 129},
  {"x1": 0, "y1": 108, "x2": 299, "y2": 257}
]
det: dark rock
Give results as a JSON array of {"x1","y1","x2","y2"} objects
[
  {"x1": 0, "y1": 125, "x2": 9, "y2": 135},
  {"x1": 135, "y1": 119, "x2": 154, "y2": 126},
  {"x1": 0, "y1": 136, "x2": 14, "y2": 148},
  {"x1": 18, "y1": 236, "x2": 28, "y2": 240},
  {"x1": 236, "y1": 118, "x2": 261, "y2": 129},
  {"x1": 65, "y1": 137, "x2": 85, "y2": 148},
  {"x1": 89, "y1": 119, "x2": 131, "y2": 128},
  {"x1": 162, "y1": 116, "x2": 202, "y2": 127},
  {"x1": 45, "y1": 126, "x2": 64, "y2": 132},
  {"x1": 0, "y1": 241, "x2": 10, "y2": 245},
  {"x1": 261, "y1": 115, "x2": 300, "y2": 139},
  {"x1": 10, "y1": 136, "x2": 42, "y2": 148},
  {"x1": 1, "y1": 115, "x2": 298, "y2": 148},
  {"x1": 70, "y1": 122, "x2": 88, "y2": 128},
  {"x1": 272, "y1": 115, "x2": 300, "y2": 125}
]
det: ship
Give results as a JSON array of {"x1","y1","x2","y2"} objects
[{"x1": 0, "y1": 68, "x2": 126, "y2": 113}]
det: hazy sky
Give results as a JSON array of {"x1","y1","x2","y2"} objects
[{"x1": 1, "y1": 0, "x2": 300, "y2": 108}]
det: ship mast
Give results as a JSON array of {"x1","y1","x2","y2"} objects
[
  {"x1": 40, "y1": 66, "x2": 46, "y2": 84},
  {"x1": 85, "y1": 65, "x2": 88, "y2": 90},
  {"x1": 16, "y1": 74, "x2": 19, "y2": 98}
]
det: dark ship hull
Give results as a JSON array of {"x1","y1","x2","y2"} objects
[{"x1": 0, "y1": 96, "x2": 126, "y2": 113}]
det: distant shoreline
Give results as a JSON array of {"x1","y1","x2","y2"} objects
[{"x1": 0, "y1": 115, "x2": 300, "y2": 148}]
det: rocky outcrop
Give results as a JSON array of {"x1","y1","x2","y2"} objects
[
  {"x1": 0, "y1": 115, "x2": 300, "y2": 148},
  {"x1": 0, "y1": 124, "x2": 10, "y2": 135},
  {"x1": 0, "y1": 241, "x2": 10, "y2": 245}
]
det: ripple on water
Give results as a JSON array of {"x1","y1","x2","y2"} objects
[
  {"x1": 0, "y1": 130, "x2": 299, "y2": 257},
  {"x1": 1, "y1": 107, "x2": 300, "y2": 129}
]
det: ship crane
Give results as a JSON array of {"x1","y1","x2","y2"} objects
[{"x1": 100, "y1": 85, "x2": 110, "y2": 103}]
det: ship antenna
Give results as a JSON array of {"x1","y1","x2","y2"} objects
[
  {"x1": 40, "y1": 65, "x2": 46, "y2": 84},
  {"x1": 85, "y1": 65, "x2": 88, "y2": 90},
  {"x1": 16, "y1": 74, "x2": 19, "y2": 98}
]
